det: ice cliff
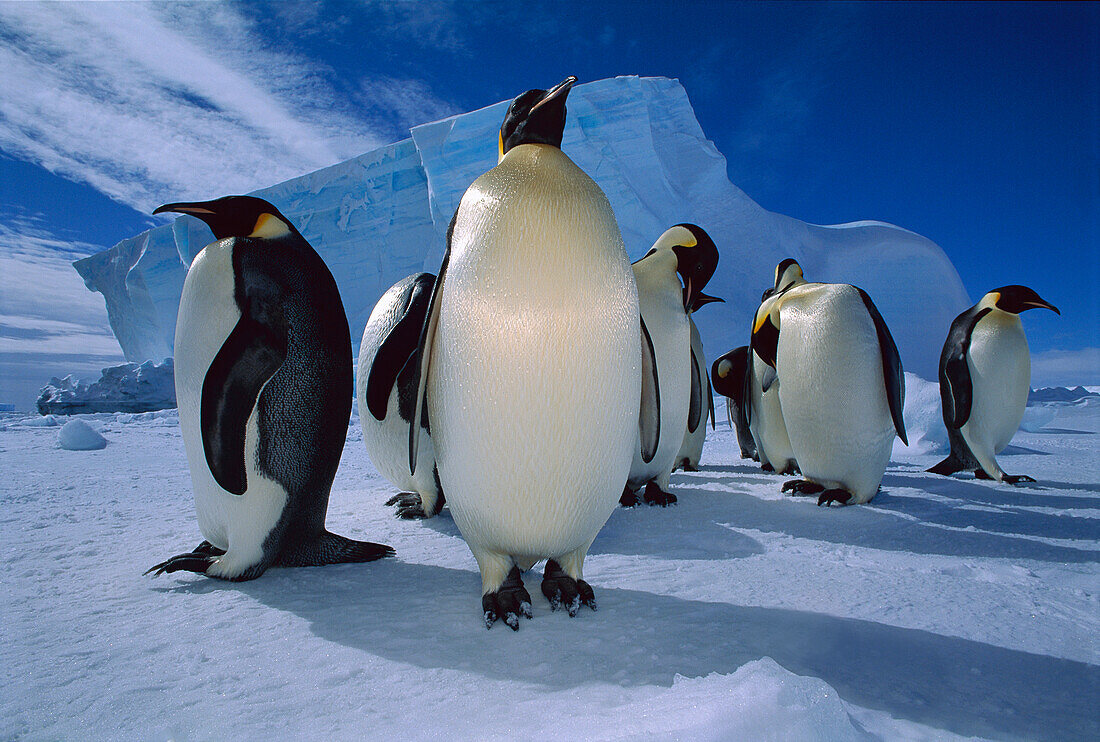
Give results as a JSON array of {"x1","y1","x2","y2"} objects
[{"x1": 74, "y1": 76, "x2": 969, "y2": 379}]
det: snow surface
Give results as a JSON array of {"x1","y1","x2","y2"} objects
[
  {"x1": 55, "y1": 418, "x2": 108, "y2": 450},
  {"x1": 73, "y1": 76, "x2": 968, "y2": 380},
  {"x1": 2, "y1": 386, "x2": 1097, "y2": 740}
]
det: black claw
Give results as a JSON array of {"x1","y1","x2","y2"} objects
[
  {"x1": 974, "y1": 469, "x2": 993, "y2": 480},
  {"x1": 193, "y1": 541, "x2": 225, "y2": 557},
  {"x1": 761, "y1": 462, "x2": 775, "y2": 473},
  {"x1": 482, "y1": 566, "x2": 531, "y2": 631},
  {"x1": 782, "y1": 479, "x2": 825, "y2": 496},
  {"x1": 144, "y1": 552, "x2": 217, "y2": 576},
  {"x1": 817, "y1": 489, "x2": 853, "y2": 507},
  {"x1": 577, "y1": 579, "x2": 597, "y2": 611},
  {"x1": 385, "y1": 492, "x2": 428, "y2": 519},
  {"x1": 642, "y1": 481, "x2": 677, "y2": 507},
  {"x1": 619, "y1": 485, "x2": 640, "y2": 508},
  {"x1": 542, "y1": 559, "x2": 594, "y2": 617}
]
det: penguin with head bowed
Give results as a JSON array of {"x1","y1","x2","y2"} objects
[
  {"x1": 621, "y1": 224, "x2": 722, "y2": 506},
  {"x1": 145, "y1": 195, "x2": 393, "y2": 580},
  {"x1": 407, "y1": 77, "x2": 655, "y2": 629},
  {"x1": 711, "y1": 346, "x2": 757, "y2": 460},
  {"x1": 673, "y1": 280, "x2": 725, "y2": 472},
  {"x1": 928, "y1": 285, "x2": 1059, "y2": 484},
  {"x1": 752, "y1": 259, "x2": 907, "y2": 506},
  {"x1": 745, "y1": 276, "x2": 801, "y2": 475},
  {"x1": 358, "y1": 272, "x2": 444, "y2": 519}
]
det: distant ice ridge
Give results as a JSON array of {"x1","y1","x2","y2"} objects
[
  {"x1": 36, "y1": 359, "x2": 175, "y2": 415},
  {"x1": 75, "y1": 76, "x2": 969, "y2": 378}
]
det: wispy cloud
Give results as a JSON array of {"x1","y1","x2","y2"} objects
[
  {"x1": 0, "y1": 2, "x2": 450, "y2": 214},
  {"x1": 1031, "y1": 348, "x2": 1100, "y2": 388}
]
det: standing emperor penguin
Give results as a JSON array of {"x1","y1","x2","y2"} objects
[
  {"x1": 745, "y1": 260, "x2": 805, "y2": 474},
  {"x1": 928, "y1": 286, "x2": 1059, "y2": 483},
  {"x1": 711, "y1": 346, "x2": 757, "y2": 460},
  {"x1": 358, "y1": 273, "x2": 443, "y2": 518},
  {"x1": 621, "y1": 224, "x2": 722, "y2": 506},
  {"x1": 753, "y1": 259, "x2": 908, "y2": 506},
  {"x1": 146, "y1": 196, "x2": 393, "y2": 580},
  {"x1": 408, "y1": 78, "x2": 656, "y2": 630},
  {"x1": 673, "y1": 293, "x2": 724, "y2": 472}
]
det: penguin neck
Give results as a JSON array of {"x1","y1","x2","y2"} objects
[{"x1": 634, "y1": 250, "x2": 686, "y2": 312}]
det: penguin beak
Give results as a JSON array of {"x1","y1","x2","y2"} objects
[
  {"x1": 530, "y1": 76, "x2": 577, "y2": 115},
  {"x1": 153, "y1": 201, "x2": 216, "y2": 216},
  {"x1": 687, "y1": 291, "x2": 725, "y2": 312},
  {"x1": 1025, "y1": 300, "x2": 1060, "y2": 315}
]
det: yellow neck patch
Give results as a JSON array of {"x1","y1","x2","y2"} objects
[{"x1": 250, "y1": 212, "x2": 291, "y2": 239}]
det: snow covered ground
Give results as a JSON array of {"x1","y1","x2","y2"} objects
[{"x1": 2, "y1": 395, "x2": 1097, "y2": 741}]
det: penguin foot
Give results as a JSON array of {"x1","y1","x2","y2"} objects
[
  {"x1": 761, "y1": 462, "x2": 775, "y2": 473},
  {"x1": 194, "y1": 541, "x2": 226, "y2": 557},
  {"x1": 541, "y1": 559, "x2": 597, "y2": 616},
  {"x1": 1002, "y1": 474, "x2": 1036, "y2": 485},
  {"x1": 385, "y1": 492, "x2": 429, "y2": 519},
  {"x1": 973, "y1": 469, "x2": 993, "y2": 480},
  {"x1": 143, "y1": 552, "x2": 217, "y2": 577},
  {"x1": 619, "y1": 485, "x2": 640, "y2": 508},
  {"x1": 817, "y1": 489, "x2": 853, "y2": 507},
  {"x1": 643, "y1": 481, "x2": 677, "y2": 507},
  {"x1": 678, "y1": 459, "x2": 700, "y2": 473},
  {"x1": 482, "y1": 566, "x2": 532, "y2": 631},
  {"x1": 782, "y1": 479, "x2": 825, "y2": 496},
  {"x1": 780, "y1": 464, "x2": 800, "y2": 476}
]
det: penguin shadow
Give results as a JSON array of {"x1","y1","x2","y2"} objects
[
  {"x1": 1033, "y1": 427, "x2": 1095, "y2": 435},
  {"x1": 998, "y1": 443, "x2": 1052, "y2": 456},
  {"x1": 234, "y1": 559, "x2": 1097, "y2": 742}
]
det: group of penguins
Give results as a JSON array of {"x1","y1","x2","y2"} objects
[{"x1": 144, "y1": 77, "x2": 1060, "y2": 631}]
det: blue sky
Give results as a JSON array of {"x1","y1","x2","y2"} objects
[{"x1": 0, "y1": 1, "x2": 1097, "y2": 408}]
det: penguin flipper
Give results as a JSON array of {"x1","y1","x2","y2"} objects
[
  {"x1": 940, "y1": 308, "x2": 990, "y2": 429},
  {"x1": 201, "y1": 314, "x2": 287, "y2": 496},
  {"x1": 707, "y1": 364, "x2": 716, "y2": 431},
  {"x1": 639, "y1": 317, "x2": 661, "y2": 463},
  {"x1": 687, "y1": 345, "x2": 703, "y2": 434},
  {"x1": 365, "y1": 273, "x2": 435, "y2": 421},
  {"x1": 856, "y1": 287, "x2": 907, "y2": 445},
  {"x1": 409, "y1": 212, "x2": 456, "y2": 475}
]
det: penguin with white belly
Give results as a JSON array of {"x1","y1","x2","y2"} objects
[
  {"x1": 928, "y1": 286, "x2": 1059, "y2": 484},
  {"x1": 745, "y1": 262, "x2": 804, "y2": 475},
  {"x1": 358, "y1": 272, "x2": 443, "y2": 518},
  {"x1": 408, "y1": 78, "x2": 658, "y2": 629},
  {"x1": 673, "y1": 288, "x2": 724, "y2": 472},
  {"x1": 621, "y1": 224, "x2": 722, "y2": 506},
  {"x1": 752, "y1": 259, "x2": 907, "y2": 506},
  {"x1": 145, "y1": 196, "x2": 393, "y2": 580},
  {"x1": 711, "y1": 346, "x2": 757, "y2": 460}
]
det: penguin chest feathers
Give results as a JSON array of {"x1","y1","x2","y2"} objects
[{"x1": 965, "y1": 312, "x2": 1030, "y2": 452}]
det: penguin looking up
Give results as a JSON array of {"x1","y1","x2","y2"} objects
[
  {"x1": 711, "y1": 346, "x2": 757, "y2": 460},
  {"x1": 622, "y1": 224, "x2": 722, "y2": 506},
  {"x1": 145, "y1": 195, "x2": 393, "y2": 580},
  {"x1": 752, "y1": 259, "x2": 907, "y2": 506},
  {"x1": 359, "y1": 273, "x2": 443, "y2": 519},
  {"x1": 928, "y1": 286, "x2": 1059, "y2": 484},
  {"x1": 407, "y1": 77, "x2": 657, "y2": 629}
]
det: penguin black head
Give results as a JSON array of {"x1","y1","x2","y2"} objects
[
  {"x1": 773, "y1": 258, "x2": 804, "y2": 293},
  {"x1": 153, "y1": 195, "x2": 297, "y2": 241},
  {"x1": 649, "y1": 223, "x2": 723, "y2": 311},
  {"x1": 499, "y1": 76, "x2": 577, "y2": 158},
  {"x1": 987, "y1": 285, "x2": 1060, "y2": 315},
  {"x1": 712, "y1": 346, "x2": 749, "y2": 401}
]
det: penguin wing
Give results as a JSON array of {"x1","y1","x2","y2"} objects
[
  {"x1": 940, "y1": 307, "x2": 990, "y2": 429},
  {"x1": 408, "y1": 212, "x2": 456, "y2": 475},
  {"x1": 856, "y1": 287, "x2": 908, "y2": 445},
  {"x1": 365, "y1": 273, "x2": 435, "y2": 421},
  {"x1": 639, "y1": 317, "x2": 661, "y2": 463},
  {"x1": 201, "y1": 313, "x2": 287, "y2": 496},
  {"x1": 687, "y1": 345, "x2": 703, "y2": 435},
  {"x1": 707, "y1": 363, "x2": 716, "y2": 431}
]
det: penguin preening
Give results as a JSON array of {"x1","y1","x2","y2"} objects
[
  {"x1": 408, "y1": 77, "x2": 656, "y2": 629},
  {"x1": 145, "y1": 196, "x2": 392, "y2": 580},
  {"x1": 752, "y1": 259, "x2": 907, "y2": 506},
  {"x1": 711, "y1": 346, "x2": 756, "y2": 460},
  {"x1": 928, "y1": 285, "x2": 1059, "y2": 484},
  {"x1": 622, "y1": 224, "x2": 722, "y2": 507},
  {"x1": 358, "y1": 273, "x2": 444, "y2": 518}
]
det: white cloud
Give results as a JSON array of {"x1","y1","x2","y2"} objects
[
  {"x1": 1030, "y1": 348, "x2": 1100, "y2": 388},
  {"x1": 0, "y1": 2, "x2": 450, "y2": 214}
]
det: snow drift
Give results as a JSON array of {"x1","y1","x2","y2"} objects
[{"x1": 74, "y1": 76, "x2": 969, "y2": 379}]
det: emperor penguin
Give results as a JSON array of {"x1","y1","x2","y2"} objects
[
  {"x1": 145, "y1": 196, "x2": 393, "y2": 580},
  {"x1": 358, "y1": 273, "x2": 443, "y2": 518},
  {"x1": 752, "y1": 259, "x2": 907, "y2": 506},
  {"x1": 621, "y1": 224, "x2": 722, "y2": 506},
  {"x1": 673, "y1": 293, "x2": 724, "y2": 473},
  {"x1": 745, "y1": 259, "x2": 806, "y2": 474},
  {"x1": 711, "y1": 346, "x2": 757, "y2": 460},
  {"x1": 927, "y1": 286, "x2": 1059, "y2": 483},
  {"x1": 408, "y1": 77, "x2": 656, "y2": 630}
]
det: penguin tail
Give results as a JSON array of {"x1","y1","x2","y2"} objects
[
  {"x1": 926, "y1": 456, "x2": 963, "y2": 476},
  {"x1": 278, "y1": 531, "x2": 395, "y2": 568}
]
